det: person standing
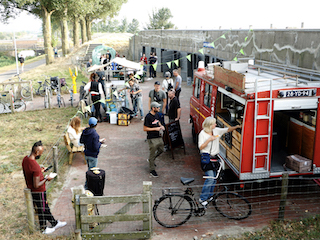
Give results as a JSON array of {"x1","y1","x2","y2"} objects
[
  {"x1": 84, "y1": 73, "x2": 105, "y2": 122},
  {"x1": 128, "y1": 78, "x2": 144, "y2": 120},
  {"x1": 22, "y1": 141, "x2": 67, "y2": 234},
  {"x1": 143, "y1": 102, "x2": 165, "y2": 177},
  {"x1": 153, "y1": 52, "x2": 158, "y2": 78},
  {"x1": 198, "y1": 117, "x2": 241, "y2": 207},
  {"x1": 148, "y1": 53, "x2": 156, "y2": 80},
  {"x1": 87, "y1": 59, "x2": 92, "y2": 68},
  {"x1": 148, "y1": 81, "x2": 166, "y2": 126},
  {"x1": 19, "y1": 54, "x2": 25, "y2": 72},
  {"x1": 161, "y1": 71, "x2": 174, "y2": 114},
  {"x1": 167, "y1": 89, "x2": 181, "y2": 123},
  {"x1": 80, "y1": 117, "x2": 105, "y2": 171},
  {"x1": 140, "y1": 53, "x2": 148, "y2": 72},
  {"x1": 173, "y1": 69, "x2": 182, "y2": 100}
]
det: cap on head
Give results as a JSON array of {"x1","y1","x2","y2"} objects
[
  {"x1": 165, "y1": 72, "x2": 171, "y2": 78},
  {"x1": 154, "y1": 81, "x2": 160, "y2": 85},
  {"x1": 89, "y1": 117, "x2": 98, "y2": 126},
  {"x1": 150, "y1": 102, "x2": 161, "y2": 109}
]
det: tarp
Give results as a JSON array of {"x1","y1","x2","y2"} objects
[
  {"x1": 88, "y1": 57, "x2": 142, "y2": 72},
  {"x1": 92, "y1": 45, "x2": 116, "y2": 65}
]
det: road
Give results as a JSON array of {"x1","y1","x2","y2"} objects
[{"x1": 0, "y1": 58, "x2": 46, "y2": 82}]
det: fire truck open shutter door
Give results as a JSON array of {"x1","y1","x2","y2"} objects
[
  {"x1": 274, "y1": 98, "x2": 318, "y2": 111},
  {"x1": 218, "y1": 87, "x2": 246, "y2": 105}
]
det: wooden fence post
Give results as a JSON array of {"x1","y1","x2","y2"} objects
[
  {"x1": 278, "y1": 173, "x2": 289, "y2": 220},
  {"x1": 9, "y1": 90, "x2": 14, "y2": 113},
  {"x1": 24, "y1": 188, "x2": 35, "y2": 233},
  {"x1": 75, "y1": 229, "x2": 82, "y2": 240},
  {"x1": 142, "y1": 181, "x2": 152, "y2": 234},
  {"x1": 53, "y1": 146, "x2": 59, "y2": 181}
]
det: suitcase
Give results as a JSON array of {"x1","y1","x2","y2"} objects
[{"x1": 86, "y1": 168, "x2": 105, "y2": 196}]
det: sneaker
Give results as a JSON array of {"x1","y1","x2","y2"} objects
[
  {"x1": 141, "y1": 117, "x2": 144, "y2": 121},
  {"x1": 150, "y1": 170, "x2": 158, "y2": 177},
  {"x1": 42, "y1": 227, "x2": 55, "y2": 234},
  {"x1": 147, "y1": 159, "x2": 156, "y2": 167},
  {"x1": 54, "y1": 220, "x2": 67, "y2": 229},
  {"x1": 199, "y1": 199, "x2": 208, "y2": 208}
]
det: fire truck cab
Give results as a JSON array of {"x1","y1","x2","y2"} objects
[{"x1": 190, "y1": 61, "x2": 320, "y2": 180}]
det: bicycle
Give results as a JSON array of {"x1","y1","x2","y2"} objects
[
  {"x1": 0, "y1": 92, "x2": 26, "y2": 113},
  {"x1": 6, "y1": 74, "x2": 32, "y2": 100},
  {"x1": 152, "y1": 161, "x2": 252, "y2": 228},
  {"x1": 77, "y1": 81, "x2": 90, "y2": 119}
]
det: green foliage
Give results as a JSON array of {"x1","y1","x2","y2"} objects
[
  {"x1": 128, "y1": 18, "x2": 139, "y2": 34},
  {"x1": 0, "y1": 163, "x2": 19, "y2": 174},
  {"x1": 119, "y1": 18, "x2": 128, "y2": 33},
  {"x1": 0, "y1": 53, "x2": 15, "y2": 67},
  {"x1": 146, "y1": 7, "x2": 175, "y2": 30}
]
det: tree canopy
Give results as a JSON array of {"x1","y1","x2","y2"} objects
[{"x1": 146, "y1": 7, "x2": 174, "y2": 30}]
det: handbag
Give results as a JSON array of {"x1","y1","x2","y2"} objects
[{"x1": 200, "y1": 140, "x2": 213, "y2": 164}]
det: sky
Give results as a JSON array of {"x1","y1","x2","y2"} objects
[{"x1": 0, "y1": 0, "x2": 319, "y2": 33}]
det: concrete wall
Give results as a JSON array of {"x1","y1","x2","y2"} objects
[{"x1": 129, "y1": 29, "x2": 320, "y2": 76}]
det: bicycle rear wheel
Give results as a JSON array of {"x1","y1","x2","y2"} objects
[
  {"x1": 21, "y1": 86, "x2": 32, "y2": 100},
  {"x1": 213, "y1": 192, "x2": 252, "y2": 220},
  {"x1": 153, "y1": 195, "x2": 193, "y2": 228},
  {"x1": 58, "y1": 96, "x2": 66, "y2": 108}
]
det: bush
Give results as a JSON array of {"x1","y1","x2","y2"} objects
[{"x1": 0, "y1": 53, "x2": 15, "y2": 67}]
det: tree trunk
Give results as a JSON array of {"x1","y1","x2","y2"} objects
[
  {"x1": 80, "y1": 17, "x2": 87, "y2": 44},
  {"x1": 85, "y1": 16, "x2": 92, "y2": 41},
  {"x1": 61, "y1": 8, "x2": 69, "y2": 57},
  {"x1": 42, "y1": 6, "x2": 54, "y2": 65},
  {"x1": 73, "y1": 15, "x2": 80, "y2": 48}
]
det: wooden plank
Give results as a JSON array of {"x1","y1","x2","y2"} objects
[
  {"x1": 301, "y1": 125, "x2": 315, "y2": 160},
  {"x1": 81, "y1": 213, "x2": 150, "y2": 224},
  {"x1": 227, "y1": 150, "x2": 240, "y2": 171},
  {"x1": 230, "y1": 145, "x2": 240, "y2": 159},
  {"x1": 217, "y1": 116, "x2": 229, "y2": 127},
  {"x1": 114, "y1": 202, "x2": 139, "y2": 215},
  {"x1": 232, "y1": 136, "x2": 241, "y2": 151},
  {"x1": 80, "y1": 195, "x2": 148, "y2": 205},
  {"x1": 214, "y1": 65, "x2": 246, "y2": 92},
  {"x1": 82, "y1": 231, "x2": 150, "y2": 240},
  {"x1": 233, "y1": 130, "x2": 241, "y2": 142},
  {"x1": 80, "y1": 202, "x2": 89, "y2": 232}
]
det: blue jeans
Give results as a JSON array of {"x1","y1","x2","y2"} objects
[
  {"x1": 133, "y1": 96, "x2": 144, "y2": 118},
  {"x1": 200, "y1": 170, "x2": 216, "y2": 201},
  {"x1": 85, "y1": 156, "x2": 98, "y2": 171}
]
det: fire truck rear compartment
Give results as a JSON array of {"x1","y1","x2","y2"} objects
[{"x1": 271, "y1": 110, "x2": 316, "y2": 173}]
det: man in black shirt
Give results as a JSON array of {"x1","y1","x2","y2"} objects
[
  {"x1": 143, "y1": 102, "x2": 165, "y2": 177},
  {"x1": 167, "y1": 89, "x2": 181, "y2": 123}
]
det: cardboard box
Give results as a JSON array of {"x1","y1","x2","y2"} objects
[
  {"x1": 285, "y1": 155, "x2": 312, "y2": 173},
  {"x1": 118, "y1": 113, "x2": 130, "y2": 120},
  {"x1": 118, "y1": 119, "x2": 130, "y2": 126}
]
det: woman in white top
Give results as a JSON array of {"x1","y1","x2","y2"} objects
[
  {"x1": 67, "y1": 117, "x2": 83, "y2": 147},
  {"x1": 198, "y1": 117, "x2": 241, "y2": 206},
  {"x1": 162, "y1": 72, "x2": 174, "y2": 114}
]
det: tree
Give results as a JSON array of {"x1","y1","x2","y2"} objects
[
  {"x1": 127, "y1": 18, "x2": 139, "y2": 34},
  {"x1": 146, "y1": 7, "x2": 174, "y2": 30},
  {"x1": 119, "y1": 18, "x2": 128, "y2": 33}
]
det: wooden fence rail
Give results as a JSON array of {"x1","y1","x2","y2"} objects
[{"x1": 74, "y1": 181, "x2": 152, "y2": 240}]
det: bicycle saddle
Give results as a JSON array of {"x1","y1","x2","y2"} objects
[{"x1": 180, "y1": 177, "x2": 194, "y2": 185}]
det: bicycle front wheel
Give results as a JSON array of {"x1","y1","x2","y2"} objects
[
  {"x1": 153, "y1": 195, "x2": 193, "y2": 228},
  {"x1": 21, "y1": 86, "x2": 32, "y2": 100},
  {"x1": 0, "y1": 102, "x2": 5, "y2": 113},
  {"x1": 213, "y1": 192, "x2": 252, "y2": 220},
  {"x1": 11, "y1": 100, "x2": 26, "y2": 112}
]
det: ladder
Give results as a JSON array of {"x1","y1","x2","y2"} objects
[{"x1": 252, "y1": 78, "x2": 273, "y2": 173}]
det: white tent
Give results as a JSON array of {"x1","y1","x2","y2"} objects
[{"x1": 88, "y1": 57, "x2": 142, "y2": 72}]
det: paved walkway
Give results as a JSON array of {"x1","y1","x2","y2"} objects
[{"x1": 39, "y1": 76, "x2": 262, "y2": 239}]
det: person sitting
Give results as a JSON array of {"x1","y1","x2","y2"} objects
[{"x1": 67, "y1": 116, "x2": 83, "y2": 147}]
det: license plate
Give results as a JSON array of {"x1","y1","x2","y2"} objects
[{"x1": 279, "y1": 89, "x2": 316, "y2": 98}]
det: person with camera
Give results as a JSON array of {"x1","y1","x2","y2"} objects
[
  {"x1": 162, "y1": 71, "x2": 174, "y2": 114},
  {"x1": 148, "y1": 81, "x2": 166, "y2": 125},
  {"x1": 198, "y1": 117, "x2": 241, "y2": 207},
  {"x1": 128, "y1": 78, "x2": 144, "y2": 121}
]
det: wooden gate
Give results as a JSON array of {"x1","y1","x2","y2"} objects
[{"x1": 74, "y1": 181, "x2": 152, "y2": 239}]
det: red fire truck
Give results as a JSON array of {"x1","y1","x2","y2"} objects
[{"x1": 190, "y1": 61, "x2": 320, "y2": 180}]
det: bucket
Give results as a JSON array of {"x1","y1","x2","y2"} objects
[{"x1": 110, "y1": 112, "x2": 117, "y2": 124}]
